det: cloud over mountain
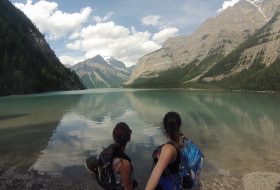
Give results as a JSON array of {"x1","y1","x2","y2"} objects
[
  {"x1": 218, "y1": 0, "x2": 240, "y2": 12},
  {"x1": 152, "y1": 28, "x2": 179, "y2": 44},
  {"x1": 14, "y1": 0, "x2": 180, "y2": 66},
  {"x1": 14, "y1": 0, "x2": 92, "y2": 39},
  {"x1": 67, "y1": 22, "x2": 164, "y2": 66},
  {"x1": 13, "y1": 0, "x2": 228, "y2": 66}
]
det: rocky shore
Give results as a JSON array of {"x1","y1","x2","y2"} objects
[
  {"x1": 1, "y1": 161, "x2": 280, "y2": 190},
  {"x1": 201, "y1": 160, "x2": 280, "y2": 190},
  {"x1": 0, "y1": 168, "x2": 99, "y2": 190}
]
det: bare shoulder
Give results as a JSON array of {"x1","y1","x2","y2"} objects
[
  {"x1": 119, "y1": 159, "x2": 132, "y2": 173},
  {"x1": 121, "y1": 159, "x2": 131, "y2": 167},
  {"x1": 160, "y1": 144, "x2": 177, "y2": 161},
  {"x1": 161, "y1": 143, "x2": 177, "y2": 154}
]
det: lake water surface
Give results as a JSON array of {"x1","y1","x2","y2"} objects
[{"x1": 1, "y1": 89, "x2": 280, "y2": 186}]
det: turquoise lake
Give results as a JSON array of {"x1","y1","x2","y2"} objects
[{"x1": 1, "y1": 89, "x2": 280, "y2": 186}]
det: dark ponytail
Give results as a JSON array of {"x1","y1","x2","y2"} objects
[
  {"x1": 113, "y1": 122, "x2": 132, "y2": 147},
  {"x1": 163, "y1": 112, "x2": 181, "y2": 141}
]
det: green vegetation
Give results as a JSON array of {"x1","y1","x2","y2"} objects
[
  {"x1": 127, "y1": 45, "x2": 224, "y2": 88},
  {"x1": 216, "y1": 58, "x2": 280, "y2": 91},
  {"x1": 204, "y1": 12, "x2": 279, "y2": 78},
  {"x1": 0, "y1": 0, "x2": 84, "y2": 96},
  {"x1": 195, "y1": 11, "x2": 280, "y2": 92},
  {"x1": 126, "y1": 60, "x2": 200, "y2": 88},
  {"x1": 180, "y1": 52, "x2": 224, "y2": 82},
  {"x1": 130, "y1": 10, "x2": 280, "y2": 92}
]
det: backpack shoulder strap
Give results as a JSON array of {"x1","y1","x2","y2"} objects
[
  {"x1": 112, "y1": 144, "x2": 131, "y2": 162},
  {"x1": 165, "y1": 141, "x2": 181, "y2": 155},
  {"x1": 152, "y1": 144, "x2": 164, "y2": 163},
  {"x1": 181, "y1": 136, "x2": 190, "y2": 143}
]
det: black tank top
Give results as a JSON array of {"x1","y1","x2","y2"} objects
[
  {"x1": 153, "y1": 142, "x2": 181, "y2": 176},
  {"x1": 111, "y1": 144, "x2": 131, "y2": 162}
]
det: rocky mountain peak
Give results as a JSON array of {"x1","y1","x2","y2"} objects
[
  {"x1": 87, "y1": 55, "x2": 108, "y2": 65},
  {"x1": 195, "y1": 9, "x2": 280, "y2": 91},
  {"x1": 71, "y1": 55, "x2": 132, "y2": 88},
  {"x1": 127, "y1": 0, "x2": 280, "y2": 86},
  {"x1": 107, "y1": 57, "x2": 126, "y2": 69},
  {"x1": 202, "y1": 9, "x2": 280, "y2": 81}
]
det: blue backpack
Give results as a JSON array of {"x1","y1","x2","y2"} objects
[
  {"x1": 153, "y1": 138, "x2": 204, "y2": 189},
  {"x1": 178, "y1": 138, "x2": 204, "y2": 189}
]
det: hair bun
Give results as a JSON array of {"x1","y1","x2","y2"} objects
[{"x1": 163, "y1": 112, "x2": 181, "y2": 141}]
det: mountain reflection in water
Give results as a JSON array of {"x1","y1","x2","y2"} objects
[{"x1": 1, "y1": 89, "x2": 280, "y2": 186}]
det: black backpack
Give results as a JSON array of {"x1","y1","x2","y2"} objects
[
  {"x1": 85, "y1": 144, "x2": 131, "y2": 190},
  {"x1": 86, "y1": 144, "x2": 135, "y2": 190},
  {"x1": 96, "y1": 144, "x2": 118, "y2": 190}
]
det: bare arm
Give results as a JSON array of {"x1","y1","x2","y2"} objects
[
  {"x1": 115, "y1": 159, "x2": 133, "y2": 190},
  {"x1": 145, "y1": 144, "x2": 177, "y2": 190}
]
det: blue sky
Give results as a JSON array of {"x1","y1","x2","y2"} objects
[{"x1": 10, "y1": 0, "x2": 240, "y2": 66}]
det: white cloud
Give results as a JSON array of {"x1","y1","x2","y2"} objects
[
  {"x1": 152, "y1": 27, "x2": 179, "y2": 44},
  {"x1": 67, "y1": 21, "x2": 161, "y2": 66},
  {"x1": 69, "y1": 32, "x2": 80, "y2": 40},
  {"x1": 14, "y1": 0, "x2": 92, "y2": 39},
  {"x1": 93, "y1": 12, "x2": 114, "y2": 23},
  {"x1": 81, "y1": 22, "x2": 130, "y2": 39},
  {"x1": 141, "y1": 15, "x2": 161, "y2": 26},
  {"x1": 14, "y1": 1, "x2": 180, "y2": 66},
  {"x1": 217, "y1": 0, "x2": 240, "y2": 12},
  {"x1": 59, "y1": 56, "x2": 84, "y2": 66},
  {"x1": 66, "y1": 40, "x2": 82, "y2": 50}
]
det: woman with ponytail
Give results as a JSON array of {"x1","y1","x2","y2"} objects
[{"x1": 145, "y1": 112, "x2": 183, "y2": 190}]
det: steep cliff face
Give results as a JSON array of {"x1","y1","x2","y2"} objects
[
  {"x1": 72, "y1": 55, "x2": 131, "y2": 88},
  {"x1": 107, "y1": 57, "x2": 126, "y2": 69},
  {"x1": 199, "y1": 9, "x2": 280, "y2": 91},
  {"x1": 0, "y1": 0, "x2": 84, "y2": 96},
  {"x1": 127, "y1": 0, "x2": 280, "y2": 87}
]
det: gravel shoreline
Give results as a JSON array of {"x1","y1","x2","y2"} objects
[
  {"x1": 1, "y1": 161, "x2": 280, "y2": 190},
  {"x1": 0, "y1": 168, "x2": 99, "y2": 190}
]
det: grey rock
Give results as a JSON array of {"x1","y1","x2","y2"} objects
[
  {"x1": 72, "y1": 55, "x2": 131, "y2": 88},
  {"x1": 243, "y1": 172, "x2": 280, "y2": 190},
  {"x1": 127, "y1": 0, "x2": 280, "y2": 86}
]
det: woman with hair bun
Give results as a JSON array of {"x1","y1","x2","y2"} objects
[
  {"x1": 111, "y1": 122, "x2": 136, "y2": 190},
  {"x1": 86, "y1": 122, "x2": 138, "y2": 190},
  {"x1": 145, "y1": 112, "x2": 203, "y2": 190}
]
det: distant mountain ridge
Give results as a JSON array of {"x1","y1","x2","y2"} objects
[
  {"x1": 0, "y1": 0, "x2": 84, "y2": 96},
  {"x1": 197, "y1": 8, "x2": 280, "y2": 91},
  {"x1": 126, "y1": 0, "x2": 280, "y2": 90},
  {"x1": 72, "y1": 55, "x2": 132, "y2": 88}
]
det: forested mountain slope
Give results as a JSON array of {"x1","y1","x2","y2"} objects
[{"x1": 0, "y1": 0, "x2": 84, "y2": 96}]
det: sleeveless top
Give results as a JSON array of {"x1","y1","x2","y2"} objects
[
  {"x1": 153, "y1": 142, "x2": 181, "y2": 190},
  {"x1": 153, "y1": 142, "x2": 181, "y2": 176},
  {"x1": 111, "y1": 145, "x2": 133, "y2": 185}
]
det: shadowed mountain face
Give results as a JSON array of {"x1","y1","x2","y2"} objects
[
  {"x1": 126, "y1": 0, "x2": 280, "y2": 91},
  {"x1": 0, "y1": 0, "x2": 84, "y2": 96},
  {"x1": 72, "y1": 55, "x2": 132, "y2": 88}
]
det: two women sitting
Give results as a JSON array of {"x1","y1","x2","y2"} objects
[{"x1": 87, "y1": 112, "x2": 203, "y2": 190}]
